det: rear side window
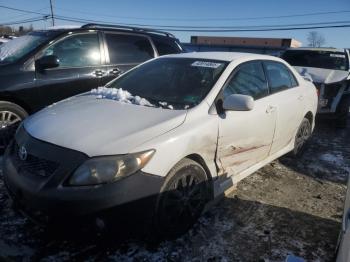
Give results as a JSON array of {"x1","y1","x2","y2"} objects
[
  {"x1": 224, "y1": 61, "x2": 269, "y2": 100},
  {"x1": 264, "y1": 61, "x2": 297, "y2": 93},
  {"x1": 105, "y1": 33, "x2": 154, "y2": 64},
  {"x1": 153, "y1": 39, "x2": 182, "y2": 55}
]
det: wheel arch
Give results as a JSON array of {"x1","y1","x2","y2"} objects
[
  {"x1": 185, "y1": 153, "x2": 213, "y2": 182},
  {"x1": 0, "y1": 94, "x2": 32, "y2": 114},
  {"x1": 304, "y1": 111, "x2": 314, "y2": 127}
]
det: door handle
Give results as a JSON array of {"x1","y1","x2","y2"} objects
[
  {"x1": 93, "y1": 70, "x2": 104, "y2": 77},
  {"x1": 298, "y1": 95, "x2": 304, "y2": 101},
  {"x1": 266, "y1": 105, "x2": 276, "y2": 114},
  {"x1": 109, "y1": 68, "x2": 122, "y2": 76}
]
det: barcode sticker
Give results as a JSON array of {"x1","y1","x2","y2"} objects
[{"x1": 191, "y1": 61, "x2": 222, "y2": 68}]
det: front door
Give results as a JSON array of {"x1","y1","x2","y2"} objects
[
  {"x1": 34, "y1": 31, "x2": 104, "y2": 108},
  {"x1": 217, "y1": 61, "x2": 276, "y2": 176}
]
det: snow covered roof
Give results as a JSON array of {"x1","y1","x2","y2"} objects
[
  {"x1": 164, "y1": 51, "x2": 277, "y2": 62},
  {"x1": 286, "y1": 47, "x2": 346, "y2": 53}
]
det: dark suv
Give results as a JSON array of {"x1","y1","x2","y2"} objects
[{"x1": 0, "y1": 23, "x2": 183, "y2": 149}]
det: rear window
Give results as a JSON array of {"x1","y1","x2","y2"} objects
[
  {"x1": 153, "y1": 39, "x2": 182, "y2": 55},
  {"x1": 105, "y1": 33, "x2": 154, "y2": 64},
  {"x1": 282, "y1": 50, "x2": 348, "y2": 71}
]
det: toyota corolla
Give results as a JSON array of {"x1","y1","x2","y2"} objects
[{"x1": 3, "y1": 52, "x2": 318, "y2": 238}]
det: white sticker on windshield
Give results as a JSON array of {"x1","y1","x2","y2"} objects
[
  {"x1": 191, "y1": 61, "x2": 222, "y2": 68},
  {"x1": 330, "y1": 54, "x2": 345, "y2": 58}
]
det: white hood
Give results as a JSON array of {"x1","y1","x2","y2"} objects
[
  {"x1": 24, "y1": 94, "x2": 187, "y2": 156},
  {"x1": 294, "y1": 66, "x2": 349, "y2": 84}
]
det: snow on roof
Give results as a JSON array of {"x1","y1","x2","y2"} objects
[
  {"x1": 46, "y1": 25, "x2": 81, "y2": 30},
  {"x1": 286, "y1": 47, "x2": 346, "y2": 53},
  {"x1": 164, "y1": 51, "x2": 278, "y2": 62}
]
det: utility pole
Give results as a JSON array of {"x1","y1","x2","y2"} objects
[{"x1": 49, "y1": 0, "x2": 55, "y2": 26}]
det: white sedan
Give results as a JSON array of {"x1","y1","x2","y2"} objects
[{"x1": 3, "y1": 52, "x2": 318, "y2": 238}]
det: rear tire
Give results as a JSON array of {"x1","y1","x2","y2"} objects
[
  {"x1": 291, "y1": 118, "x2": 312, "y2": 157},
  {"x1": 0, "y1": 101, "x2": 28, "y2": 152},
  {"x1": 153, "y1": 158, "x2": 209, "y2": 239},
  {"x1": 335, "y1": 96, "x2": 350, "y2": 129}
]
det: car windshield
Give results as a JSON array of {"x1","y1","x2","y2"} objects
[
  {"x1": 282, "y1": 50, "x2": 349, "y2": 71},
  {"x1": 0, "y1": 31, "x2": 55, "y2": 64},
  {"x1": 106, "y1": 57, "x2": 228, "y2": 109}
]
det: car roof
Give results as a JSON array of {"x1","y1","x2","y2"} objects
[
  {"x1": 285, "y1": 47, "x2": 346, "y2": 53},
  {"x1": 164, "y1": 51, "x2": 280, "y2": 62},
  {"x1": 39, "y1": 24, "x2": 177, "y2": 41}
]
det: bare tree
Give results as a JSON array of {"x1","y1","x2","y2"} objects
[{"x1": 307, "y1": 31, "x2": 326, "y2": 47}]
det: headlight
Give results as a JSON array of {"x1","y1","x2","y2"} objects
[{"x1": 68, "y1": 150, "x2": 155, "y2": 186}]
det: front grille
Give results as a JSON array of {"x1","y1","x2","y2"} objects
[{"x1": 11, "y1": 142, "x2": 60, "y2": 178}]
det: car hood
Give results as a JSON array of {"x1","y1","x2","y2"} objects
[
  {"x1": 24, "y1": 94, "x2": 187, "y2": 156},
  {"x1": 294, "y1": 66, "x2": 349, "y2": 84}
]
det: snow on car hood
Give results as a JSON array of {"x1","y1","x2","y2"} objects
[
  {"x1": 294, "y1": 66, "x2": 349, "y2": 84},
  {"x1": 24, "y1": 94, "x2": 187, "y2": 156}
]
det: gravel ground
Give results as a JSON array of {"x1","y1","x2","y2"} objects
[{"x1": 0, "y1": 118, "x2": 349, "y2": 262}]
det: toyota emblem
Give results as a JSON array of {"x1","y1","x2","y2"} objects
[{"x1": 18, "y1": 146, "x2": 28, "y2": 161}]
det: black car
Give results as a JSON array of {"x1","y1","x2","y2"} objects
[{"x1": 0, "y1": 23, "x2": 183, "y2": 150}]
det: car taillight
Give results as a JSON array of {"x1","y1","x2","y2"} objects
[{"x1": 316, "y1": 88, "x2": 320, "y2": 97}]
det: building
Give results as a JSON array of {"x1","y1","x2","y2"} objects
[{"x1": 183, "y1": 36, "x2": 302, "y2": 56}]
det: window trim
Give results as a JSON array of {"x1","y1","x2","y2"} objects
[
  {"x1": 102, "y1": 31, "x2": 157, "y2": 65},
  {"x1": 262, "y1": 60, "x2": 299, "y2": 95},
  {"x1": 34, "y1": 31, "x2": 103, "y2": 70}
]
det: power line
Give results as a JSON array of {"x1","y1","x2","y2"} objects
[
  {"x1": 54, "y1": 16, "x2": 350, "y2": 32},
  {"x1": 54, "y1": 15, "x2": 350, "y2": 30},
  {"x1": 55, "y1": 7, "x2": 350, "y2": 21},
  {"x1": 0, "y1": 5, "x2": 48, "y2": 16},
  {"x1": 0, "y1": 17, "x2": 47, "y2": 26}
]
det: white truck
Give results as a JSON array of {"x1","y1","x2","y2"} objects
[{"x1": 282, "y1": 48, "x2": 350, "y2": 127}]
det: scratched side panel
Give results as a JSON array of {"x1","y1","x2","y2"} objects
[{"x1": 131, "y1": 102, "x2": 219, "y2": 178}]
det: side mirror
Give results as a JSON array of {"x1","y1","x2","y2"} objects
[
  {"x1": 35, "y1": 55, "x2": 59, "y2": 70},
  {"x1": 223, "y1": 94, "x2": 254, "y2": 111}
]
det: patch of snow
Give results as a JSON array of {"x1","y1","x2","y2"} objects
[
  {"x1": 90, "y1": 87, "x2": 154, "y2": 107},
  {"x1": 320, "y1": 153, "x2": 343, "y2": 164}
]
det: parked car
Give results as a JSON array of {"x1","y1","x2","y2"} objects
[
  {"x1": 336, "y1": 175, "x2": 350, "y2": 261},
  {"x1": 281, "y1": 48, "x2": 350, "y2": 127},
  {"x1": 0, "y1": 23, "x2": 183, "y2": 150},
  {"x1": 3, "y1": 52, "x2": 317, "y2": 238}
]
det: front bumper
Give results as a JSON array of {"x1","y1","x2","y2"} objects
[{"x1": 3, "y1": 126, "x2": 164, "y2": 224}]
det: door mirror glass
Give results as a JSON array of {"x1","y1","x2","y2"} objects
[
  {"x1": 35, "y1": 55, "x2": 59, "y2": 70},
  {"x1": 223, "y1": 94, "x2": 254, "y2": 111}
]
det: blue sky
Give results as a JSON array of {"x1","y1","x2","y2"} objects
[{"x1": 0, "y1": 0, "x2": 349, "y2": 47}]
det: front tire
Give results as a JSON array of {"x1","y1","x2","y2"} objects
[
  {"x1": 292, "y1": 118, "x2": 312, "y2": 157},
  {"x1": 0, "y1": 101, "x2": 28, "y2": 152},
  {"x1": 154, "y1": 158, "x2": 209, "y2": 239}
]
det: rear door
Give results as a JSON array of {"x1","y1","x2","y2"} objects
[
  {"x1": 34, "y1": 31, "x2": 104, "y2": 107},
  {"x1": 100, "y1": 32, "x2": 156, "y2": 85},
  {"x1": 217, "y1": 61, "x2": 276, "y2": 176},
  {"x1": 263, "y1": 61, "x2": 304, "y2": 155}
]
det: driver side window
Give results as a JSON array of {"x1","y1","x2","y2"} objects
[
  {"x1": 41, "y1": 33, "x2": 101, "y2": 68},
  {"x1": 224, "y1": 61, "x2": 269, "y2": 100}
]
